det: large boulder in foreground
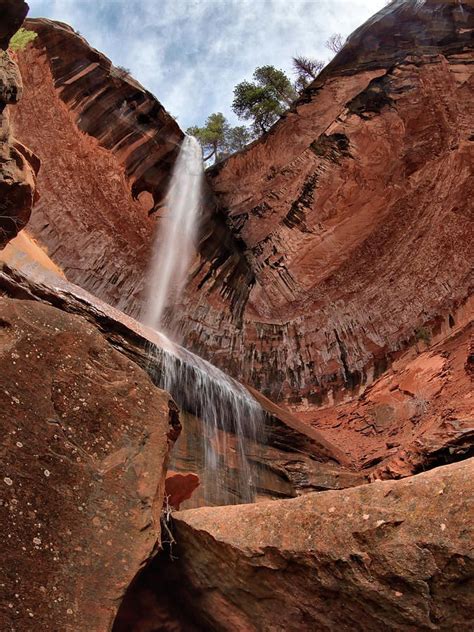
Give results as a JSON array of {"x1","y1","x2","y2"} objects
[
  {"x1": 152, "y1": 459, "x2": 473, "y2": 631},
  {"x1": 0, "y1": 298, "x2": 180, "y2": 631}
]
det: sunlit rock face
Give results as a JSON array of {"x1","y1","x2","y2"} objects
[
  {"x1": 0, "y1": 1, "x2": 38, "y2": 249},
  {"x1": 10, "y1": 1, "x2": 474, "y2": 409},
  {"x1": 113, "y1": 458, "x2": 474, "y2": 632},
  {"x1": 11, "y1": 18, "x2": 184, "y2": 316}
]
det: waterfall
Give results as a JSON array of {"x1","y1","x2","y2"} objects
[
  {"x1": 144, "y1": 135, "x2": 203, "y2": 331},
  {"x1": 150, "y1": 341, "x2": 264, "y2": 505},
  {"x1": 144, "y1": 135, "x2": 264, "y2": 505}
]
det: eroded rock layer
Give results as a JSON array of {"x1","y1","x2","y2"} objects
[
  {"x1": 115, "y1": 459, "x2": 474, "y2": 632},
  {"x1": 179, "y1": 0, "x2": 474, "y2": 404},
  {"x1": 0, "y1": 262, "x2": 361, "y2": 504},
  {"x1": 12, "y1": 18, "x2": 184, "y2": 315},
  {"x1": 11, "y1": 2, "x2": 473, "y2": 408},
  {"x1": 0, "y1": 298, "x2": 178, "y2": 631}
]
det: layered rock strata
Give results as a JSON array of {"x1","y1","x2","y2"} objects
[
  {"x1": 180, "y1": 0, "x2": 474, "y2": 404},
  {"x1": 0, "y1": 262, "x2": 361, "y2": 503},
  {"x1": 11, "y1": 2, "x2": 474, "y2": 408}
]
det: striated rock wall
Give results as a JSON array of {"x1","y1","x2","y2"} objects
[
  {"x1": 0, "y1": 0, "x2": 38, "y2": 249},
  {"x1": 0, "y1": 262, "x2": 363, "y2": 504},
  {"x1": 12, "y1": 18, "x2": 184, "y2": 315},
  {"x1": 178, "y1": 0, "x2": 474, "y2": 405},
  {"x1": 11, "y1": 2, "x2": 473, "y2": 409}
]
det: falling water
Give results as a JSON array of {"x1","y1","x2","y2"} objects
[
  {"x1": 149, "y1": 340, "x2": 264, "y2": 505},
  {"x1": 144, "y1": 135, "x2": 203, "y2": 331},
  {"x1": 144, "y1": 135, "x2": 264, "y2": 505}
]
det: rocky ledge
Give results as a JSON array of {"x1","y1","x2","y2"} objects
[
  {"x1": 0, "y1": 297, "x2": 179, "y2": 631},
  {"x1": 115, "y1": 458, "x2": 474, "y2": 631}
]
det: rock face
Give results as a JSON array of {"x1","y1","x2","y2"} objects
[
  {"x1": 119, "y1": 459, "x2": 473, "y2": 632},
  {"x1": 11, "y1": 2, "x2": 473, "y2": 408},
  {"x1": 0, "y1": 2, "x2": 38, "y2": 249},
  {"x1": 12, "y1": 17, "x2": 183, "y2": 315},
  {"x1": 0, "y1": 298, "x2": 179, "y2": 631},
  {"x1": 178, "y1": 0, "x2": 474, "y2": 404},
  {"x1": 0, "y1": 262, "x2": 362, "y2": 505},
  {"x1": 304, "y1": 313, "x2": 474, "y2": 477}
]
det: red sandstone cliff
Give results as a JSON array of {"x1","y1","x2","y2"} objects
[
  {"x1": 12, "y1": 18, "x2": 183, "y2": 315},
  {"x1": 180, "y1": 0, "x2": 474, "y2": 406},
  {"x1": 11, "y1": 1, "x2": 474, "y2": 410}
]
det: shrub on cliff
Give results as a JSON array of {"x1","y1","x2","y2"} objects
[
  {"x1": 8, "y1": 28, "x2": 37, "y2": 52},
  {"x1": 232, "y1": 65, "x2": 297, "y2": 134}
]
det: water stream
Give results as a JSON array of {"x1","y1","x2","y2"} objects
[
  {"x1": 144, "y1": 135, "x2": 264, "y2": 505},
  {"x1": 144, "y1": 135, "x2": 203, "y2": 331}
]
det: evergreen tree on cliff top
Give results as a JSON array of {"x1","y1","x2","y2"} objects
[
  {"x1": 187, "y1": 113, "x2": 252, "y2": 163},
  {"x1": 232, "y1": 65, "x2": 297, "y2": 134}
]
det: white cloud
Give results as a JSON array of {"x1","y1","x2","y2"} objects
[{"x1": 27, "y1": 0, "x2": 387, "y2": 129}]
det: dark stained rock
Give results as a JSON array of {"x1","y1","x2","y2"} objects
[
  {"x1": 0, "y1": 298, "x2": 179, "y2": 631},
  {"x1": 164, "y1": 472, "x2": 200, "y2": 510},
  {"x1": 0, "y1": 0, "x2": 29, "y2": 49},
  {"x1": 147, "y1": 459, "x2": 474, "y2": 632},
  {"x1": 0, "y1": 2, "x2": 38, "y2": 250},
  {"x1": 178, "y1": 0, "x2": 474, "y2": 405},
  {"x1": 11, "y1": 17, "x2": 184, "y2": 316},
  {"x1": 0, "y1": 262, "x2": 364, "y2": 503}
]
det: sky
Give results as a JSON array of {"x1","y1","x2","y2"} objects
[{"x1": 27, "y1": 0, "x2": 387, "y2": 129}]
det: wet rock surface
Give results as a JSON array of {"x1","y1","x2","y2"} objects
[
  {"x1": 0, "y1": 263, "x2": 360, "y2": 502},
  {"x1": 0, "y1": 298, "x2": 178, "y2": 631},
  {"x1": 143, "y1": 459, "x2": 473, "y2": 632}
]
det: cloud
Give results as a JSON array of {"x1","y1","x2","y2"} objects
[{"x1": 27, "y1": 0, "x2": 386, "y2": 129}]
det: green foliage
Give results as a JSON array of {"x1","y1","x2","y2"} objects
[
  {"x1": 188, "y1": 114, "x2": 253, "y2": 163},
  {"x1": 227, "y1": 125, "x2": 252, "y2": 151},
  {"x1": 9, "y1": 28, "x2": 37, "y2": 52},
  {"x1": 414, "y1": 326, "x2": 431, "y2": 345},
  {"x1": 232, "y1": 65, "x2": 297, "y2": 135},
  {"x1": 187, "y1": 112, "x2": 229, "y2": 162}
]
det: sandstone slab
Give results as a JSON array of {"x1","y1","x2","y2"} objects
[
  {"x1": 0, "y1": 298, "x2": 179, "y2": 631},
  {"x1": 164, "y1": 459, "x2": 474, "y2": 631}
]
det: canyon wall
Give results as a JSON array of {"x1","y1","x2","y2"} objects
[
  {"x1": 179, "y1": 0, "x2": 474, "y2": 405},
  {"x1": 11, "y1": 18, "x2": 183, "y2": 315},
  {"x1": 11, "y1": 1, "x2": 473, "y2": 409}
]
